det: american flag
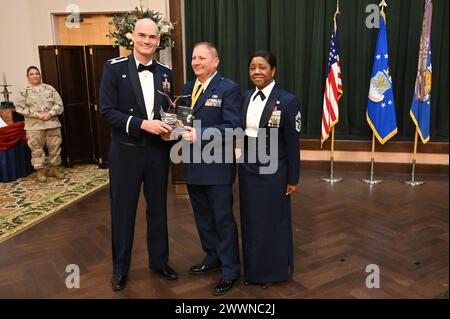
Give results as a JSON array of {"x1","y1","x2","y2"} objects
[{"x1": 321, "y1": 13, "x2": 342, "y2": 147}]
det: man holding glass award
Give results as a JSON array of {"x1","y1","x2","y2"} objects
[
  {"x1": 99, "y1": 18, "x2": 178, "y2": 291},
  {"x1": 177, "y1": 42, "x2": 242, "y2": 296}
]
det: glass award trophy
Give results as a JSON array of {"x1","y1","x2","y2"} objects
[{"x1": 157, "y1": 90, "x2": 192, "y2": 140}]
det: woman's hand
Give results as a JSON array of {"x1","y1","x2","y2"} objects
[{"x1": 285, "y1": 184, "x2": 297, "y2": 196}]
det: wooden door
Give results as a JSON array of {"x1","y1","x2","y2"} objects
[
  {"x1": 38, "y1": 45, "x2": 69, "y2": 166},
  {"x1": 85, "y1": 45, "x2": 119, "y2": 168},
  {"x1": 57, "y1": 46, "x2": 94, "y2": 166},
  {"x1": 39, "y1": 45, "x2": 94, "y2": 167},
  {"x1": 169, "y1": 0, "x2": 187, "y2": 187}
]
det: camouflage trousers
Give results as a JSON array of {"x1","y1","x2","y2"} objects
[{"x1": 26, "y1": 128, "x2": 62, "y2": 170}]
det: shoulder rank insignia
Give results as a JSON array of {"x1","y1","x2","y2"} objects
[
  {"x1": 109, "y1": 56, "x2": 128, "y2": 65},
  {"x1": 295, "y1": 111, "x2": 302, "y2": 133},
  {"x1": 156, "y1": 60, "x2": 172, "y2": 70}
]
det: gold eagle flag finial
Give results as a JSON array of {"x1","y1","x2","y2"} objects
[{"x1": 379, "y1": 0, "x2": 387, "y2": 13}]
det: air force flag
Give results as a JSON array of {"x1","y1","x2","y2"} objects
[
  {"x1": 367, "y1": 13, "x2": 398, "y2": 144},
  {"x1": 410, "y1": 0, "x2": 433, "y2": 144}
]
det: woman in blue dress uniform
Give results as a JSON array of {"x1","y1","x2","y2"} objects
[{"x1": 239, "y1": 51, "x2": 301, "y2": 288}]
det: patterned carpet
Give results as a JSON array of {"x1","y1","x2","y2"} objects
[{"x1": 0, "y1": 164, "x2": 109, "y2": 243}]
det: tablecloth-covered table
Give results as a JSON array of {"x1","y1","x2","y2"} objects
[{"x1": 0, "y1": 122, "x2": 33, "y2": 182}]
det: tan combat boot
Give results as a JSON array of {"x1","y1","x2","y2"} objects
[
  {"x1": 36, "y1": 168, "x2": 47, "y2": 183},
  {"x1": 48, "y1": 166, "x2": 64, "y2": 179}
]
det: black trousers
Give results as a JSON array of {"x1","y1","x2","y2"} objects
[
  {"x1": 108, "y1": 140, "x2": 170, "y2": 276},
  {"x1": 187, "y1": 184, "x2": 241, "y2": 280}
]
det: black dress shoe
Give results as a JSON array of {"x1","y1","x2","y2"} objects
[
  {"x1": 152, "y1": 265, "x2": 178, "y2": 280},
  {"x1": 189, "y1": 263, "x2": 220, "y2": 275},
  {"x1": 261, "y1": 282, "x2": 273, "y2": 289},
  {"x1": 111, "y1": 275, "x2": 127, "y2": 291},
  {"x1": 213, "y1": 278, "x2": 236, "y2": 296}
]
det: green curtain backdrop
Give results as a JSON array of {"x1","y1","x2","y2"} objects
[{"x1": 184, "y1": 0, "x2": 448, "y2": 141}]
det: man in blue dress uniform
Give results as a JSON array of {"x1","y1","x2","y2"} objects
[
  {"x1": 99, "y1": 18, "x2": 178, "y2": 291},
  {"x1": 180, "y1": 42, "x2": 242, "y2": 296}
]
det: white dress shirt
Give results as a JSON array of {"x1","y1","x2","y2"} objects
[
  {"x1": 135, "y1": 57, "x2": 155, "y2": 120},
  {"x1": 197, "y1": 71, "x2": 217, "y2": 92},
  {"x1": 245, "y1": 80, "x2": 276, "y2": 137},
  {"x1": 126, "y1": 57, "x2": 156, "y2": 134}
]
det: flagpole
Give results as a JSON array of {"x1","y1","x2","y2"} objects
[
  {"x1": 321, "y1": 126, "x2": 343, "y2": 183},
  {"x1": 401, "y1": 128, "x2": 425, "y2": 186},
  {"x1": 361, "y1": 0, "x2": 390, "y2": 186},
  {"x1": 320, "y1": 0, "x2": 343, "y2": 184},
  {"x1": 361, "y1": 134, "x2": 383, "y2": 185},
  {"x1": 402, "y1": 0, "x2": 432, "y2": 186}
]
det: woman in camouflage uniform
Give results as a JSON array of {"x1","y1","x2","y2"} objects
[{"x1": 15, "y1": 66, "x2": 64, "y2": 182}]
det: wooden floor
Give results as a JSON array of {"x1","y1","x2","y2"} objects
[{"x1": 0, "y1": 170, "x2": 448, "y2": 299}]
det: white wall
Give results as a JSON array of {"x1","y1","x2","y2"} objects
[
  {"x1": 0, "y1": 0, "x2": 171, "y2": 104},
  {"x1": 0, "y1": 0, "x2": 35, "y2": 100}
]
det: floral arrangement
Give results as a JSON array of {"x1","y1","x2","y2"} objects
[{"x1": 109, "y1": 5, "x2": 175, "y2": 50}]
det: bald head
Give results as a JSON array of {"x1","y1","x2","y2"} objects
[
  {"x1": 135, "y1": 18, "x2": 158, "y2": 32},
  {"x1": 132, "y1": 18, "x2": 160, "y2": 62}
]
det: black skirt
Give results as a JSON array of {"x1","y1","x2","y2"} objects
[{"x1": 238, "y1": 158, "x2": 294, "y2": 284}]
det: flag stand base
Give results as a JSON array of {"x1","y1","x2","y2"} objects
[
  {"x1": 360, "y1": 178, "x2": 383, "y2": 185},
  {"x1": 320, "y1": 155, "x2": 343, "y2": 184},
  {"x1": 400, "y1": 180, "x2": 424, "y2": 186},
  {"x1": 361, "y1": 153, "x2": 382, "y2": 185},
  {"x1": 320, "y1": 176, "x2": 343, "y2": 184},
  {"x1": 402, "y1": 158, "x2": 424, "y2": 186}
]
